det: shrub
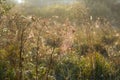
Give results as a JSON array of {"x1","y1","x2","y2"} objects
[
  {"x1": 0, "y1": 61, "x2": 15, "y2": 80},
  {"x1": 79, "y1": 53, "x2": 115, "y2": 80},
  {"x1": 94, "y1": 53, "x2": 114, "y2": 80},
  {"x1": 54, "y1": 53, "x2": 115, "y2": 80},
  {"x1": 55, "y1": 55, "x2": 80, "y2": 80}
]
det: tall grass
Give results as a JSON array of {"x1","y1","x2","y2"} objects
[{"x1": 0, "y1": 1, "x2": 120, "y2": 80}]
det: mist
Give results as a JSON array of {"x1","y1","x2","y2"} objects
[
  {"x1": 10, "y1": 0, "x2": 76, "y2": 6},
  {"x1": 1, "y1": 0, "x2": 120, "y2": 80}
]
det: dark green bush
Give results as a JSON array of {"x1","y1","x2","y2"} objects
[
  {"x1": 94, "y1": 53, "x2": 114, "y2": 80},
  {"x1": 55, "y1": 60, "x2": 80, "y2": 80},
  {"x1": 0, "y1": 61, "x2": 15, "y2": 80}
]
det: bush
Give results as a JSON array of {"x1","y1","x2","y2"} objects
[
  {"x1": 53, "y1": 53, "x2": 115, "y2": 80},
  {"x1": 0, "y1": 61, "x2": 15, "y2": 80},
  {"x1": 94, "y1": 53, "x2": 114, "y2": 80},
  {"x1": 55, "y1": 54, "x2": 80, "y2": 80}
]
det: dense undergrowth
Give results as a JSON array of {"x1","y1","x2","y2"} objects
[{"x1": 0, "y1": 0, "x2": 120, "y2": 80}]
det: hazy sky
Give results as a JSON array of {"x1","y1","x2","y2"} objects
[{"x1": 15, "y1": 0, "x2": 76, "y2": 4}]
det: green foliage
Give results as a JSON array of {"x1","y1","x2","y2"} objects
[
  {"x1": 55, "y1": 54, "x2": 80, "y2": 80},
  {"x1": 55, "y1": 61, "x2": 80, "y2": 80},
  {"x1": 0, "y1": 61, "x2": 15, "y2": 80},
  {"x1": 0, "y1": 0, "x2": 12, "y2": 16},
  {"x1": 0, "y1": 1, "x2": 120, "y2": 80},
  {"x1": 0, "y1": 49, "x2": 8, "y2": 59},
  {"x1": 53, "y1": 53, "x2": 115, "y2": 80},
  {"x1": 101, "y1": 35, "x2": 118, "y2": 45},
  {"x1": 94, "y1": 53, "x2": 114, "y2": 80}
]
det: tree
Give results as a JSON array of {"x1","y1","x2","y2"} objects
[{"x1": 77, "y1": 0, "x2": 118, "y2": 20}]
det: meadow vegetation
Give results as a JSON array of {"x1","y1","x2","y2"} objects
[{"x1": 0, "y1": 0, "x2": 120, "y2": 80}]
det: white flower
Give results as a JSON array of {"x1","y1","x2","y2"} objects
[
  {"x1": 115, "y1": 33, "x2": 119, "y2": 37},
  {"x1": 93, "y1": 31, "x2": 96, "y2": 35},
  {"x1": 115, "y1": 42, "x2": 118, "y2": 45},
  {"x1": 26, "y1": 54, "x2": 29, "y2": 57},
  {"x1": 3, "y1": 28, "x2": 8, "y2": 32},
  {"x1": 63, "y1": 24, "x2": 66, "y2": 26},
  {"x1": 95, "y1": 23, "x2": 99, "y2": 28},
  {"x1": 90, "y1": 16, "x2": 93, "y2": 20}
]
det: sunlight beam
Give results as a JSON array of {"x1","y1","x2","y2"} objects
[{"x1": 17, "y1": 0, "x2": 24, "y2": 4}]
